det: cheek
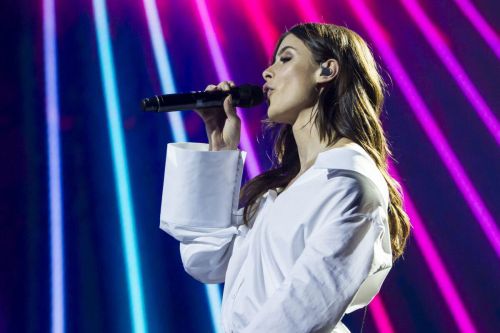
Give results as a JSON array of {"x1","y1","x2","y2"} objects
[
  {"x1": 266, "y1": 65, "x2": 317, "y2": 121},
  {"x1": 267, "y1": 84, "x2": 315, "y2": 123},
  {"x1": 282, "y1": 66, "x2": 316, "y2": 99},
  {"x1": 279, "y1": 79, "x2": 316, "y2": 110}
]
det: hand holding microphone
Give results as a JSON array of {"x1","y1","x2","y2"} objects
[
  {"x1": 142, "y1": 81, "x2": 264, "y2": 151},
  {"x1": 196, "y1": 81, "x2": 241, "y2": 151},
  {"x1": 141, "y1": 83, "x2": 264, "y2": 112}
]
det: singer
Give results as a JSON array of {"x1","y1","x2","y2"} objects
[{"x1": 159, "y1": 23, "x2": 410, "y2": 333}]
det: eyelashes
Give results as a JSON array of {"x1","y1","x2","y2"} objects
[{"x1": 267, "y1": 56, "x2": 292, "y2": 67}]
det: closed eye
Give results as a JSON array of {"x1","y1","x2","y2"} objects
[{"x1": 267, "y1": 56, "x2": 292, "y2": 67}]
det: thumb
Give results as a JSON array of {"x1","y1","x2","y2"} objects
[{"x1": 223, "y1": 94, "x2": 238, "y2": 119}]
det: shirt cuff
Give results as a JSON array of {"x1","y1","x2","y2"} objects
[{"x1": 160, "y1": 142, "x2": 247, "y2": 230}]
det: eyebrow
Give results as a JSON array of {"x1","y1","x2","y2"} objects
[{"x1": 277, "y1": 46, "x2": 297, "y2": 56}]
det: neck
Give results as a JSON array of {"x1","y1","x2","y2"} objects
[{"x1": 291, "y1": 106, "x2": 352, "y2": 173}]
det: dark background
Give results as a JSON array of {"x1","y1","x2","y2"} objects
[{"x1": 1, "y1": 0, "x2": 499, "y2": 332}]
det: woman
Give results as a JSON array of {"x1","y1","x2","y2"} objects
[{"x1": 160, "y1": 23, "x2": 411, "y2": 333}]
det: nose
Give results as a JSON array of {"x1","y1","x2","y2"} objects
[{"x1": 262, "y1": 65, "x2": 273, "y2": 81}]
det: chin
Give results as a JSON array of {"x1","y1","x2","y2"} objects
[
  {"x1": 267, "y1": 111, "x2": 292, "y2": 124},
  {"x1": 267, "y1": 108, "x2": 281, "y2": 122}
]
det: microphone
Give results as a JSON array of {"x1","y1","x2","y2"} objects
[{"x1": 141, "y1": 84, "x2": 264, "y2": 112}]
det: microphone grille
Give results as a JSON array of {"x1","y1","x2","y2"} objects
[{"x1": 237, "y1": 84, "x2": 264, "y2": 107}]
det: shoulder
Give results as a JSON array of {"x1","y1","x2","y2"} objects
[
  {"x1": 314, "y1": 143, "x2": 389, "y2": 211},
  {"x1": 325, "y1": 170, "x2": 385, "y2": 215}
]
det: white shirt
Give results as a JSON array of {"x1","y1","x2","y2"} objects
[{"x1": 160, "y1": 142, "x2": 393, "y2": 333}]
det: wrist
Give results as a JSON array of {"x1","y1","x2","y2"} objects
[{"x1": 203, "y1": 118, "x2": 222, "y2": 130}]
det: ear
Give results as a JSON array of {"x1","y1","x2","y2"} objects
[{"x1": 315, "y1": 59, "x2": 339, "y2": 84}]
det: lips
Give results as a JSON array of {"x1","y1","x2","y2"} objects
[
  {"x1": 265, "y1": 89, "x2": 274, "y2": 104},
  {"x1": 263, "y1": 84, "x2": 275, "y2": 104},
  {"x1": 263, "y1": 84, "x2": 274, "y2": 95}
]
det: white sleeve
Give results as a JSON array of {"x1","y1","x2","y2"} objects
[
  {"x1": 159, "y1": 142, "x2": 247, "y2": 284},
  {"x1": 242, "y1": 175, "x2": 392, "y2": 332}
]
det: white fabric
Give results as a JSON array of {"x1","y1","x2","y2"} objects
[{"x1": 160, "y1": 142, "x2": 393, "y2": 333}]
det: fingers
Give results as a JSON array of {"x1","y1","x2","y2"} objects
[
  {"x1": 216, "y1": 81, "x2": 235, "y2": 91},
  {"x1": 205, "y1": 84, "x2": 217, "y2": 92},
  {"x1": 223, "y1": 94, "x2": 238, "y2": 119},
  {"x1": 204, "y1": 81, "x2": 238, "y2": 118},
  {"x1": 220, "y1": 81, "x2": 238, "y2": 119},
  {"x1": 205, "y1": 80, "x2": 234, "y2": 91}
]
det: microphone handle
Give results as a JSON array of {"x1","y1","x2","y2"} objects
[{"x1": 143, "y1": 89, "x2": 234, "y2": 112}]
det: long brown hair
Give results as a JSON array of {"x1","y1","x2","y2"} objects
[{"x1": 239, "y1": 23, "x2": 411, "y2": 262}]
